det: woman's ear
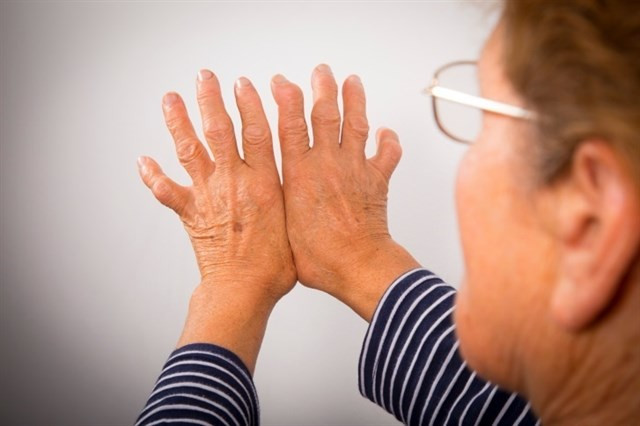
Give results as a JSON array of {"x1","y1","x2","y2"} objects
[{"x1": 550, "y1": 140, "x2": 640, "y2": 331}]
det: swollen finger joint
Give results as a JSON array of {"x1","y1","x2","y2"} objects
[
  {"x1": 203, "y1": 121, "x2": 234, "y2": 144},
  {"x1": 344, "y1": 115, "x2": 370, "y2": 139},
  {"x1": 242, "y1": 124, "x2": 269, "y2": 146},
  {"x1": 177, "y1": 140, "x2": 203, "y2": 165}
]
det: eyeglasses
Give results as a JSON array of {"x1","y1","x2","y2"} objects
[{"x1": 424, "y1": 60, "x2": 536, "y2": 144}]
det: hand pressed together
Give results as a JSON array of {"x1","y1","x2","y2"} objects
[
  {"x1": 138, "y1": 71, "x2": 296, "y2": 302},
  {"x1": 271, "y1": 64, "x2": 420, "y2": 320},
  {"x1": 137, "y1": 70, "x2": 296, "y2": 372},
  {"x1": 137, "y1": 65, "x2": 420, "y2": 370}
]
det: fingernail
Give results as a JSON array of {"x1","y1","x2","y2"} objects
[
  {"x1": 235, "y1": 76, "x2": 251, "y2": 90},
  {"x1": 316, "y1": 64, "x2": 332, "y2": 75},
  {"x1": 381, "y1": 128, "x2": 399, "y2": 141},
  {"x1": 163, "y1": 92, "x2": 179, "y2": 106},
  {"x1": 198, "y1": 69, "x2": 213, "y2": 81},
  {"x1": 272, "y1": 74, "x2": 288, "y2": 85},
  {"x1": 348, "y1": 75, "x2": 362, "y2": 85},
  {"x1": 137, "y1": 156, "x2": 147, "y2": 173},
  {"x1": 376, "y1": 127, "x2": 398, "y2": 141}
]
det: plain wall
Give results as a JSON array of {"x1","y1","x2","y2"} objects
[{"x1": 0, "y1": 1, "x2": 497, "y2": 425}]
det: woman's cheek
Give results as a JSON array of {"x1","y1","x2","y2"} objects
[
  {"x1": 454, "y1": 146, "x2": 484, "y2": 291},
  {"x1": 453, "y1": 146, "x2": 497, "y2": 379}
]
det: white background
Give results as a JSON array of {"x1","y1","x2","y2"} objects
[{"x1": 0, "y1": 1, "x2": 497, "y2": 424}]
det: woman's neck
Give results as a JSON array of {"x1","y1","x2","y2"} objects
[
  {"x1": 532, "y1": 266, "x2": 640, "y2": 425},
  {"x1": 541, "y1": 370, "x2": 640, "y2": 425}
]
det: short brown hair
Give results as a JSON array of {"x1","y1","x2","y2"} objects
[{"x1": 501, "y1": 0, "x2": 640, "y2": 183}]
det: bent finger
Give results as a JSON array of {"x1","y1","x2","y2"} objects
[
  {"x1": 196, "y1": 69, "x2": 241, "y2": 168},
  {"x1": 162, "y1": 92, "x2": 215, "y2": 184},
  {"x1": 310, "y1": 64, "x2": 341, "y2": 151},
  {"x1": 341, "y1": 75, "x2": 369, "y2": 159},
  {"x1": 234, "y1": 77, "x2": 277, "y2": 171},
  {"x1": 271, "y1": 74, "x2": 310, "y2": 164},
  {"x1": 137, "y1": 156, "x2": 191, "y2": 215},
  {"x1": 369, "y1": 127, "x2": 402, "y2": 182}
]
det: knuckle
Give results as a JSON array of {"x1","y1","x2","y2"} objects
[
  {"x1": 312, "y1": 113, "x2": 341, "y2": 128},
  {"x1": 281, "y1": 116, "x2": 308, "y2": 135},
  {"x1": 311, "y1": 103, "x2": 341, "y2": 127},
  {"x1": 176, "y1": 140, "x2": 202, "y2": 164},
  {"x1": 203, "y1": 120, "x2": 234, "y2": 143},
  {"x1": 152, "y1": 177, "x2": 174, "y2": 204},
  {"x1": 344, "y1": 115, "x2": 370, "y2": 139},
  {"x1": 165, "y1": 114, "x2": 185, "y2": 133},
  {"x1": 254, "y1": 182, "x2": 277, "y2": 204},
  {"x1": 242, "y1": 124, "x2": 270, "y2": 146}
]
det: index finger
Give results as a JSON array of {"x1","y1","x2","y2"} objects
[
  {"x1": 234, "y1": 76, "x2": 277, "y2": 171},
  {"x1": 196, "y1": 69, "x2": 241, "y2": 168},
  {"x1": 271, "y1": 74, "x2": 311, "y2": 165},
  {"x1": 341, "y1": 75, "x2": 369, "y2": 158},
  {"x1": 162, "y1": 92, "x2": 215, "y2": 184}
]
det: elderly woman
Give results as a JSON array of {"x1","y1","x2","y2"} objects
[{"x1": 135, "y1": 0, "x2": 639, "y2": 424}]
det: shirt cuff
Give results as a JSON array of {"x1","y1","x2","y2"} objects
[
  {"x1": 136, "y1": 343, "x2": 260, "y2": 426},
  {"x1": 357, "y1": 267, "x2": 457, "y2": 421}
]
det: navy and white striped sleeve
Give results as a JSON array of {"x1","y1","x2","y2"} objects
[
  {"x1": 358, "y1": 268, "x2": 540, "y2": 426},
  {"x1": 136, "y1": 343, "x2": 259, "y2": 426}
]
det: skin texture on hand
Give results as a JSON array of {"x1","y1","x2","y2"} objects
[
  {"x1": 271, "y1": 64, "x2": 420, "y2": 322},
  {"x1": 137, "y1": 70, "x2": 296, "y2": 373}
]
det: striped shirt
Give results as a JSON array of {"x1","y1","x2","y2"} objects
[{"x1": 137, "y1": 268, "x2": 540, "y2": 425}]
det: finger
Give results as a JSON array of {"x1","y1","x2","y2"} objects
[
  {"x1": 196, "y1": 69, "x2": 241, "y2": 167},
  {"x1": 271, "y1": 74, "x2": 311, "y2": 164},
  {"x1": 310, "y1": 64, "x2": 341, "y2": 151},
  {"x1": 162, "y1": 92, "x2": 215, "y2": 184},
  {"x1": 234, "y1": 76, "x2": 277, "y2": 171},
  {"x1": 340, "y1": 75, "x2": 369, "y2": 158},
  {"x1": 137, "y1": 156, "x2": 190, "y2": 215},
  {"x1": 370, "y1": 127, "x2": 402, "y2": 182}
]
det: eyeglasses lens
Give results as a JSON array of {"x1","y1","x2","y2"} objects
[{"x1": 435, "y1": 63, "x2": 482, "y2": 144}]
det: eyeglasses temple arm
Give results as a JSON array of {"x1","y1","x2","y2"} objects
[{"x1": 425, "y1": 85, "x2": 536, "y2": 120}]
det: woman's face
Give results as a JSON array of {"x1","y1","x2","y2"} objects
[{"x1": 453, "y1": 25, "x2": 558, "y2": 391}]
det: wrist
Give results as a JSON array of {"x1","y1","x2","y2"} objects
[
  {"x1": 176, "y1": 278, "x2": 277, "y2": 375},
  {"x1": 194, "y1": 276, "x2": 280, "y2": 312},
  {"x1": 331, "y1": 239, "x2": 420, "y2": 322}
]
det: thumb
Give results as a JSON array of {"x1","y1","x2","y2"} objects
[
  {"x1": 370, "y1": 127, "x2": 402, "y2": 181},
  {"x1": 137, "y1": 156, "x2": 190, "y2": 215}
]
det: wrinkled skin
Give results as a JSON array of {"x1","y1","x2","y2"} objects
[
  {"x1": 138, "y1": 71, "x2": 296, "y2": 372},
  {"x1": 138, "y1": 73, "x2": 296, "y2": 302},
  {"x1": 271, "y1": 66, "x2": 420, "y2": 320}
]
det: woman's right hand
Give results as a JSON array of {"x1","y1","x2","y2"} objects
[
  {"x1": 137, "y1": 70, "x2": 296, "y2": 372},
  {"x1": 270, "y1": 64, "x2": 420, "y2": 321}
]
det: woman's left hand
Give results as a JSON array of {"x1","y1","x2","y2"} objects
[{"x1": 137, "y1": 70, "x2": 296, "y2": 371}]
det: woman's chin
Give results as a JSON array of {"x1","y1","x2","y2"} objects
[{"x1": 454, "y1": 287, "x2": 514, "y2": 391}]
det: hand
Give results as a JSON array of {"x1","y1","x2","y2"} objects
[
  {"x1": 271, "y1": 64, "x2": 420, "y2": 321},
  {"x1": 137, "y1": 70, "x2": 296, "y2": 372}
]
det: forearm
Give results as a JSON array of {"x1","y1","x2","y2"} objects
[
  {"x1": 177, "y1": 280, "x2": 276, "y2": 375},
  {"x1": 137, "y1": 342, "x2": 260, "y2": 426},
  {"x1": 330, "y1": 239, "x2": 421, "y2": 322},
  {"x1": 357, "y1": 268, "x2": 539, "y2": 425},
  {"x1": 136, "y1": 280, "x2": 270, "y2": 425}
]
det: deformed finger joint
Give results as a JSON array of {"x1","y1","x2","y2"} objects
[
  {"x1": 344, "y1": 115, "x2": 370, "y2": 139},
  {"x1": 311, "y1": 111, "x2": 341, "y2": 128},
  {"x1": 152, "y1": 177, "x2": 174, "y2": 203},
  {"x1": 282, "y1": 116, "x2": 308, "y2": 133},
  {"x1": 177, "y1": 141, "x2": 202, "y2": 164},
  {"x1": 242, "y1": 124, "x2": 269, "y2": 146},
  {"x1": 204, "y1": 122, "x2": 234, "y2": 144}
]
